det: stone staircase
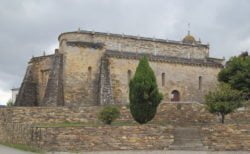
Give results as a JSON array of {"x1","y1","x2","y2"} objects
[
  {"x1": 99, "y1": 57, "x2": 114, "y2": 105},
  {"x1": 169, "y1": 127, "x2": 208, "y2": 150}
]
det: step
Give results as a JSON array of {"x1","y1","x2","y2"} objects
[
  {"x1": 169, "y1": 145, "x2": 208, "y2": 151},
  {"x1": 173, "y1": 140, "x2": 203, "y2": 145},
  {"x1": 169, "y1": 127, "x2": 206, "y2": 150}
]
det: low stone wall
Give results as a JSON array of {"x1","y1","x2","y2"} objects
[
  {"x1": 0, "y1": 103, "x2": 249, "y2": 125},
  {"x1": 154, "y1": 103, "x2": 250, "y2": 124},
  {"x1": 0, "y1": 105, "x2": 130, "y2": 124},
  {"x1": 1, "y1": 122, "x2": 250, "y2": 151},
  {"x1": 36, "y1": 125, "x2": 174, "y2": 151},
  {"x1": 0, "y1": 121, "x2": 174, "y2": 151},
  {"x1": 0, "y1": 106, "x2": 101, "y2": 124},
  {"x1": 202, "y1": 124, "x2": 250, "y2": 151},
  {"x1": 0, "y1": 122, "x2": 39, "y2": 147},
  {"x1": 0, "y1": 103, "x2": 249, "y2": 151}
]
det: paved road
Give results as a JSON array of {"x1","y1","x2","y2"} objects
[
  {"x1": 0, "y1": 145, "x2": 248, "y2": 154},
  {"x1": 0, "y1": 144, "x2": 35, "y2": 154},
  {"x1": 51, "y1": 151, "x2": 249, "y2": 154}
]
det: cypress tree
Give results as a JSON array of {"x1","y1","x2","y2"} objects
[{"x1": 129, "y1": 56, "x2": 163, "y2": 124}]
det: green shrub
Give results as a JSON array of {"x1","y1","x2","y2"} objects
[
  {"x1": 98, "y1": 106, "x2": 120, "y2": 125},
  {"x1": 129, "y1": 56, "x2": 163, "y2": 124},
  {"x1": 205, "y1": 83, "x2": 243, "y2": 123}
]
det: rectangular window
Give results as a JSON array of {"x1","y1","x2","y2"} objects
[
  {"x1": 199, "y1": 76, "x2": 202, "y2": 90},
  {"x1": 162, "y1": 73, "x2": 165, "y2": 87}
]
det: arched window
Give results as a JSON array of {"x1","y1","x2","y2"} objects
[
  {"x1": 162, "y1": 73, "x2": 165, "y2": 87},
  {"x1": 171, "y1": 90, "x2": 180, "y2": 102},
  {"x1": 199, "y1": 76, "x2": 202, "y2": 90},
  {"x1": 88, "y1": 66, "x2": 92, "y2": 80},
  {"x1": 128, "y1": 70, "x2": 132, "y2": 83}
]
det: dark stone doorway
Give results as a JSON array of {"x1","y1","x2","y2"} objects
[{"x1": 171, "y1": 90, "x2": 180, "y2": 102}]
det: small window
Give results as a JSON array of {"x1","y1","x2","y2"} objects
[
  {"x1": 199, "y1": 76, "x2": 202, "y2": 90},
  {"x1": 162, "y1": 73, "x2": 165, "y2": 87},
  {"x1": 128, "y1": 70, "x2": 132, "y2": 83},
  {"x1": 88, "y1": 66, "x2": 92, "y2": 79}
]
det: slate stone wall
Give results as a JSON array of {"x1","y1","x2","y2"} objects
[
  {"x1": 42, "y1": 53, "x2": 64, "y2": 106},
  {"x1": 2, "y1": 103, "x2": 249, "y2": 125},
  {"x1": 0, "y1": 103, "x2": 249, "y2": 151},
  {"x1": 15, "y1": 64, "x2": 38, "y2": 106},
  {"x1": 202, "y1": 124, "x2": 250, "y2": 151}
]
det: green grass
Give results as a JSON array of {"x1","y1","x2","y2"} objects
[
  {"x1": 36, "y1": 121, "x2": 98, "y2": 128},
  {"x1": 35, "y1": 120, "x2": 138, "y2": 128},
  {"x1": 0, "y1": 143, "x2": 43, "y2": 153}
]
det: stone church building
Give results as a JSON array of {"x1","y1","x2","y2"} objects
[{"x1": 15, "y1": 30, "x2": 224, "y2": 107}]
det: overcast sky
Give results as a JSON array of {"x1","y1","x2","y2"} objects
[{"x1": 0, "y1": 0, "x2": 250, "y2": 104}]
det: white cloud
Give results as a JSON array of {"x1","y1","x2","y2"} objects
[
  {"x1": 1, "y1": 0, "x2": 250, "y2": 93},
  {"x1": 0, "y1": 88, "x2": 11, "y2": 105},
  {"x1": 239, "y1": 37, "x2": 250, "y2": 52}
]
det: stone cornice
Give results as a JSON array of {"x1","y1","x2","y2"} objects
[
  {"x1": 66, "y1": 41, "x2": 105, "y2": 49},
  {"x1": 105, "y1": 50, "x2": 223, "y2": 68}
]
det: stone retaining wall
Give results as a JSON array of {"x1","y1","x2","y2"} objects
[
  {"x1": 0, "y1": 103, "x2": 249, "y2": 125},
  {"x1": 0, "y1": 122, "x2": 39, "y2": 147},
  {"x1": 36, "y1": 125, "x2": 174, "y2": 151},
  {"x1": 0, "y1": 103, "x2": 249, "y2": 151},
  {"x1": 0, "y1": 122, "x2": 249, "y2": 151},
  {"x1": 202, "y1": 124, "x2": 250, "y2": 151}
]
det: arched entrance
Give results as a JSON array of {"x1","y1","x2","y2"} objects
[{"x1": 171, "y1": 90, "x2": 180, "y2": 102}]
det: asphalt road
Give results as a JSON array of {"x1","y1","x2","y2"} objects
[
  {"x1": 0, "y1": 145, "x2": 248, "y2": 154},
  {"x1": 51, "y1": 151, "x2": 249, "y2": 154},
  {"x1": 0, "y1": 144, "x2": 35, "y2": 154}
]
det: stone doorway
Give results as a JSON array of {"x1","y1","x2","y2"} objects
[{"x1": 171, "y1": 90, "x2": 180, "y2": 102}]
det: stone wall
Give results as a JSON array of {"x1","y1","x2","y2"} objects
[
  {"x1": 36, "y1": 125, "x2": 174, "y2": 151},
  {"x1": 59, "y1": 31, "x2": 209, "y2": 59},
  {"x1": 202, "y1": 124, "x2": 250, "y2": 151},
  {"x1": 15, "y1": 55, "x2": 54, "y2": 106},
  {"x1": 62, "y1": 42, "x2": 105, "y2": 106},
  {"x1": 0, "y1": 122, "x2": 36, "y2": 146},
  {"x1": 108, "y1": 55, "x2": 221, "y2": 104},
  {"x1": 1, "y1": 103, "x2": 249, "y2": 125},
  {"x1": 0, "y1": 103, "x2": 249, "y2": 151},
  {"x1": 99, "y1": 57, "x2": 114, "y2": 105},
  {"x1": 1, "y1": 122, "x2": 249, "y2": 151},
  {"x1": 42, "y1": 53, "x2": 64, "y2": 106}
]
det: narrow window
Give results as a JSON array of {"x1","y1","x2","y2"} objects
[
  {"x1": 128, "y1": 70, "x2": 132, "y2": 83},
  {"x1": 162, "y1": 73, "x2": 165, "y2": 87},
  {"x1": 88, "y1": 66, "x2": 92, "y2": 80},
  {"x1": 199, "y1": 76, "x2": 202, "y2": 90}
]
